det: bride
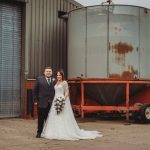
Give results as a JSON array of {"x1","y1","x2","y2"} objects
[{"x1": 41, "y1": 70, "x2": 103, "y2": 140}]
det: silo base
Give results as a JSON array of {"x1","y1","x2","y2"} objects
[{"x1": 68, "y1": 78, "x2": 150, "y2": 122}]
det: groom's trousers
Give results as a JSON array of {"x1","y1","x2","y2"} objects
[{"x1": 37, "y1": 103, "x2": 51, "y2": 134}]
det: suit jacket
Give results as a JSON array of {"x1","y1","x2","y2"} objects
[{"x1": 33, "y1": 75, "x2": 56, "y2": 108}]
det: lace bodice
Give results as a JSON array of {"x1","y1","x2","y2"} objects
[{"x1": 54, "y1": 81, "x2": 69, "y2": 99}]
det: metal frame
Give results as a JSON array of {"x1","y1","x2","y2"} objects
[{"x1": 68, "y1": 78, "x2": 150, "y2": 121}]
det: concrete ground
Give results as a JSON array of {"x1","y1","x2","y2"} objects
[{"x1": 0, "y1": 118, "x2": 150, "y2": 150}]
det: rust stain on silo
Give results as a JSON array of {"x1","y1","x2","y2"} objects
[
  {"x1": 109, "y1": 65, "x2": 138, "y2": 79},
  {"x1": 123, "y1": 66, "x2": 138, "y2": 78},
  {"x1": 112, "y1": 42, "x2": 133, "y2": 54},
  {"x1": 109, "y1": 73, "x2": 121, "y2": 78},
  {"x1": 129, "y1": 65, "x2": 138, "y2": 76},
  {"x1": 114, "y1": 53, "x2": 125, "y2": 66},
  {"x1": 114, "y1": 26, "x2": 122, "y2": 32},
  {"x1": 114, "y1": 26, "x2": 118, "y2": 30},
  {"x1": 121, "y1": 71, "x2": 134, "y2": 78}
]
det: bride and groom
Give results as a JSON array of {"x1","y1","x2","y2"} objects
[{"x1": 33, "y1": 67, "x2": 103, "y2": 140}]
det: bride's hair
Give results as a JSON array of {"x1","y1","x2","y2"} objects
[{"x1": 57, "y1": 70, "x2": 65, "y2": 80}]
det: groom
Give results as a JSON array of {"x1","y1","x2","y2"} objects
[{"x1": 33, "y1": 67, "x2": 56, "y2": 138}]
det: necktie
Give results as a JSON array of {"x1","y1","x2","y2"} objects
[{"x1": 48, "y1": 78, "x2": 51, "y2": 85}]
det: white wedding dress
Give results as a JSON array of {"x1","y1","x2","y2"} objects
[{"x1": 41, "y1": 81, "x2": 103, "y2": 140}]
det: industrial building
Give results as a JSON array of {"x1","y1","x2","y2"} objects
[{"x1": 0, "y1": 0, "x2": 81, "y2": 118}]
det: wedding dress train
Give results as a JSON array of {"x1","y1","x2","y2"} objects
[{"x1": 41, "y1": 81, "x2": 103, "y2": 140}]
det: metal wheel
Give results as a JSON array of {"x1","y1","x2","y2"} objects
[
  {"x1": 140, "y1": 104, "x2": 150, "y2": 123},
  {"x1": 132, "y1": 103, "x2": 143, "y2": 123},
  {"x1": 144, "y1": 106, "x2": 150, "y2": 120}
]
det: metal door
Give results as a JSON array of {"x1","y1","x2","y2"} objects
[{"x1": 0, "y1": 2, "x2": 22, "y2": 117}]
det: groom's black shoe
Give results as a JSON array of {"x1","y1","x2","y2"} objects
[{"x1": 36, "y1": 133, "x2": 41, "y2": 138}]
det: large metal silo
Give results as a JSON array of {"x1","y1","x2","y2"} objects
[
  {"x1": 67, "y1": 5, "x2": 150, "y2": 121},
  {"x1": 68, "y1": 5, "x2": 150, "y2": 79}
]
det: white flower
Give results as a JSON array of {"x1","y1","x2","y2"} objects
[
  {"x1": 54, "y1": 96, "x2": 65, "y2": 115},
  {"x1": 52, "y1": 78, "x2": 55, "y2": 82}
]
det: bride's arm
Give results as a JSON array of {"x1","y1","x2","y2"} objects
[{"x1": 63, "y1": 81, "x2": 69, "y2": 99}]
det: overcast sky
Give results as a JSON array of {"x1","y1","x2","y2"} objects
[{"x1": 75, "y1": 0, "x2": 150, "y2": 9}]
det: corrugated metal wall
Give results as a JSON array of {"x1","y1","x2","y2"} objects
[{"x1": 24, "y1": 0, "x2": 81, "y2": 79}]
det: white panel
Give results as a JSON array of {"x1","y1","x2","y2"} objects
[
  {"x1": 109, "y1": 6, "x2": 139, "y2": 78},
  {"x1": 68, "y1": 8, "x2": 86, "y2": 78},
  {"x1": 140, "y1": 8, "x2": 150, "y2": 78},
  {"x1": 86, "y1": 6, "x2": 108, "y2": 78}
]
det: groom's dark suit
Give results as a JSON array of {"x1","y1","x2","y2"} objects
[{"x1": 33, "y1": 75, "x2": 56, "y2": 135}]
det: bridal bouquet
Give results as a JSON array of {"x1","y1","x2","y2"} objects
[{"x1": 54, "y1": 96, "x2": 65, "y2": 115}]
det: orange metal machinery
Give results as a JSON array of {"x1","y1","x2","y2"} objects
[{"x1": 68, "y1": 78, "x2": 150, "y2": 123}]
